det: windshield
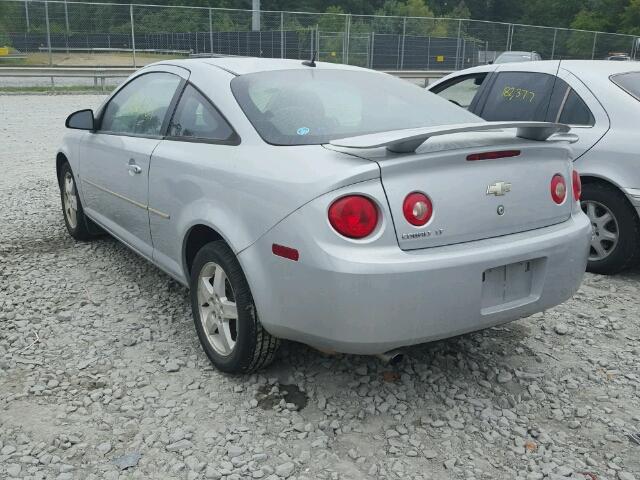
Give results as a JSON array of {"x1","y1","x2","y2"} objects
[
  {"x1": 611, "y1": 72, "x2": 640, "y2": 100},
  {"x1": 231, "y1": 69, "x2": 480, "y2": 146}
]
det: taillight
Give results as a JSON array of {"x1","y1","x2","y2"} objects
[
  {"x1": 466, "y1": 150, "x2": 521, "y2": 161},
  {"x1": 328, "y1": 195, "x2": 378, "y2": 239},
  {"x1": 572, "y1": 170, "x2": 581, "y2": 201},
  {"x1": 550, "y1": 174, "x2": 567, "y2": 204},
  {"x1": 403, "y1": 192, "x2": 433, "y2": 226}
]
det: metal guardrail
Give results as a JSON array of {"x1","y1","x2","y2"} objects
[
  {"x1": 0, "y1": 66, "x2": 134, "y2": 90},
  {"x1": 0, "y1": 66, "x2": 453, "y2": 90}
]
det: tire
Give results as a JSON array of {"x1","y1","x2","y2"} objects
[
  {"x1": 581, "y1": 182, "x2": 640, "y2": 275},
  {"x1": 190, "y1": 240, "x2": 280, "y2": 373},
  {"x1": 58, "y1": 161, "x2": 96, "y2": 241}
]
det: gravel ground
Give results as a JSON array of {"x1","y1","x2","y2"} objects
[{"x1": 1, "y1": 95, "x2": 640, "y2": 480}]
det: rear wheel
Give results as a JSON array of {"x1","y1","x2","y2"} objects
[
  {"x1": 58, "y1": 162, "x2": 95, "y2": 241},
  {"x1": 190, "y1": 241, "x2": 279, "y2": 373},
  {"x1": 581, "y1": 182, "x2": 640, "y2": 274}
]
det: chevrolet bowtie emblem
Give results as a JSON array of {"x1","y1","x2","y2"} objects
[{"x1": 486, "y1": 181, "x2": 511, "y2": 196}]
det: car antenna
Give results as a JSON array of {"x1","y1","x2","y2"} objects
[{"x1": 302, "y1": 51, "x2": 316, "y2": 67}]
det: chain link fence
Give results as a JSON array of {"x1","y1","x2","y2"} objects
[{"x1": 0, "y1": 0, "x2": 638, "y2": 68}]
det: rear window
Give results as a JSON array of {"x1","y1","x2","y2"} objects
[
  {"x1": 611, "y1": 72, "x2": 640, "y2": 101},
  {"x1": 231, "y1": 69, "x2": 480, "y2": 145}
]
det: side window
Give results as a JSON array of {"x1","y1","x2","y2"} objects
[
  {"x1": 100, "y1": 73, "x2": 181, "y2": 136},
  {"x1": 479, "y1": 72, "x2": 556, "y2": 121},
  {"x1": 432, "y1": 73, "x2": 488, "y2": 110},
  {"x1": 547, "y1": 78, "x2": 594, "y2": 126},
  {"x1": 168, "y1": 85, "x2": 235, "y2": 142},
  {"x1": 558, "y1": 90, "x2": 594, "y2": 126}
]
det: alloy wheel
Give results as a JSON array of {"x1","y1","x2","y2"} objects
[
  {"x1": 582, "y1": 200, "x2": 619, "y2": 262},
  {"x1": 63, "y1": 172, "x2": 78, "y2": 229},
  {"x1": 197, "y1": 262, "x2": 238, "y2": 356}
]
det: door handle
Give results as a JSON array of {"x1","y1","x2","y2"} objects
[{"x1": 128, "y1": 159, "x2": 142, "y2": 175}]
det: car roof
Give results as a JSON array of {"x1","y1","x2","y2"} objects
[
  {"x1": 434, "y1": 59, "x2": 639, "y2": 81},
  {"x1": 559, "y1": 59, "x2": 640, "y2": 75},
  {"x1": 559, "y1": 60, "x2": 640, "y2": 98},
  {"x1": 147, "y1": 56, "x2": 370, "y2": 76},
  {"x1": 498, "y1": 51, "x2": 534, "y2": 56}
]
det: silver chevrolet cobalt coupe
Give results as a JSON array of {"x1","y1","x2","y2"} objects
[{"x1": 57, "y1": 57, "x2": 591, "y2": 373}]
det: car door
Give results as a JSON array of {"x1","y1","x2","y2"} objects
[
  {"x1": 430, "y1": 70, "x2": 493, "y2": 112},
  {"x1": 79, "y1": 70, "x2": 185, "y2": 258},
  {"x1": 148, "y1": 83, "x2": 240, "y2": 281}
]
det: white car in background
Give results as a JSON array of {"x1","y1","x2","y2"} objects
[
  {"x1": 491, "y1": 51, "x2": 542, "y2": 64},
  {"x1": 430, "y1": 60, "x2": 640, "y2": 274}
]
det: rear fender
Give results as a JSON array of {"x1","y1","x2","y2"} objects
[{"x1": 575, "y1": 139, "x2": 640, "y2": 191}]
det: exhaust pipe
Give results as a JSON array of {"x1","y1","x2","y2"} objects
[{"x1": 374, "y1": 349, "x2": 405, "y2": 365}]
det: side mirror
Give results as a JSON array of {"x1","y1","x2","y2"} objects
[
  {"x1": 65, "y1": 109, "x2": 95, "y2": 130},
  {"x1": 487, "y1": 60, "x2": 494, "y2": 65}
]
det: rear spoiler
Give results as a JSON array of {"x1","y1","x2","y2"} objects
[{"x1": 329, "y1": 121, "x2": 574, "y2": 154}]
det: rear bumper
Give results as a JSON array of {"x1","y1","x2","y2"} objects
[{"x1": 239, "y1": 208, "x2": 590, "y2": 355}]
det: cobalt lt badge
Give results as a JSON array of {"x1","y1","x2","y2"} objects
[{"x1": 497, "y1": 205, "x2": 505, "y2": 216}]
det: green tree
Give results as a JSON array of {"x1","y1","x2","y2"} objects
[
  {"x1": 446, "y1": 1, "x2": 471, "y2": 19},
  {"x1": 621, "y1": 0, "x2": 640, "y2": 35},
  {"x1": 570, "y1": 8, "x2": 610, "y2": 32}
]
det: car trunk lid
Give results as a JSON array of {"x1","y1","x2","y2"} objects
[{"x1": 327, "y1": 122, "x2": 575, "y2": 250}]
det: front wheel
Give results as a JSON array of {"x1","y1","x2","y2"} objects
[
  {"x1": 58, "y1": 162, "x2": 95, "y2": 241},
  {"x1": 190, "y1": 241, "x2": 280, "y2": 373},
  {"x1": 581, "y1": 182, "x2": 640, "y2": 275}
]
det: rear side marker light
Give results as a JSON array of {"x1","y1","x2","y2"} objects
[
  {"x1": 328, "y1": 195, "x2": 378, "y2": 239},
  {"x1": 551, "y1": 174, "x2": 567, "y2": 204},
  {"x1": 272, "y1": 244, "x2": 299, "y2": 261},
  {"x1": 403, "y1": 192, "x2": 433, "y2": 226},
  {"x1": 572, "y1": 170, "x2": 581, "y2": 201},
  {"x1": 467, "y1": 150, "x2": 521, "y2": 161}
]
